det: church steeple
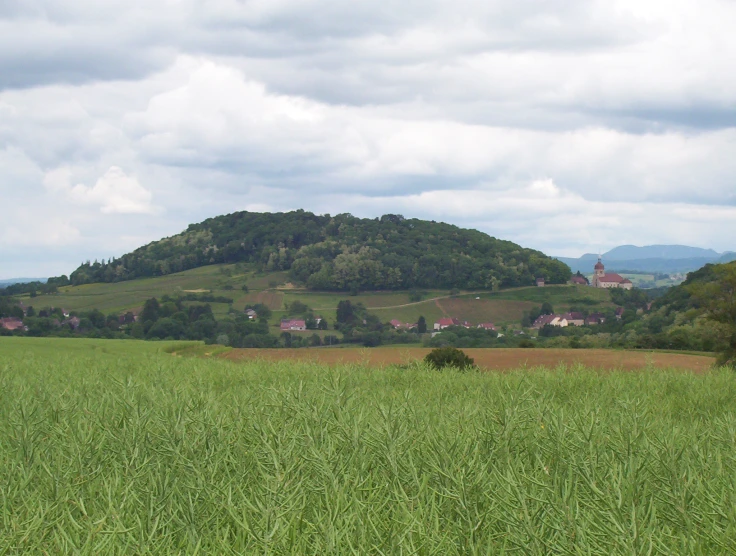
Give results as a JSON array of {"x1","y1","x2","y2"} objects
[{"x1": 594, "y1": 256, "x2": 605, "y2": 278}]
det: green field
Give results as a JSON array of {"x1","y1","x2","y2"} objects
[
  {"x1": 2, "y1": 337, "x2": 736, "y2": 553},
  {"x1": 17, "y1": 265, "x2": 615, "y2": 330}
]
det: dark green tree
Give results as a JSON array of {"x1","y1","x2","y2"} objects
[
  {"x1": 417, "y1": 316, "x2": 427, "y2": 333},
  {"x1": 424, "y1": 347, "x2": 475, "y2": 370}
]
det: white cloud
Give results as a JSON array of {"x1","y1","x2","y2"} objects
[{"x1": 44, "y1": 166, "x2": 156, "y2": 214}]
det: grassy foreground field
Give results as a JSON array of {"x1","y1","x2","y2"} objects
[{"x1": 2, "y1": 338, "x2": 736, "y2": 553}]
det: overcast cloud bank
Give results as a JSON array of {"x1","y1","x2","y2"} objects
[{"x1": 2, "y1": 0, "x2": 735, "y2": 277}]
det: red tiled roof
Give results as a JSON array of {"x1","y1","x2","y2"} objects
[
  {"x1": 280, "y1": 319, "x2": 306, "y2": 330},
  {"x1": 532, "y1": 314, "x2": 557, "y2": 328},
  {"x1": 0, "y1": 317, "x2": 24, "y2": 331},
  {"x1": 563, "y1": 312, "x2": 585, "y2": 321},
  {"x1": 599, "y1": 273, "x2": 626, "y2": 283},
  {"x1": 571, "y1": 276, "x2": 588, "y2": 285}
]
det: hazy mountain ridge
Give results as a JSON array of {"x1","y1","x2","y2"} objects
[
  {"x1": 556, "y1": 245, "x2": 735, "y2": 274},
  {"x1": 0, "y1": 278, "x2": 47, "y2": 287}
]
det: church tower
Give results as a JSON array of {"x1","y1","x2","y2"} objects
[
  {"x1": 593, "y1": 257, "x2": 605, "y2": 287},
  {"x1": 594, "y1": 257, "x2": 605, "y2": 278}
]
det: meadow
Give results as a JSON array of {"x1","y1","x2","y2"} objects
[{"x1": 2, "y1": 337, "x2": 735, "y2": 553}]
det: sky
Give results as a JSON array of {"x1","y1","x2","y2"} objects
[{"x1": 2, "y1": 0, "x2": 736, "y2": 278}]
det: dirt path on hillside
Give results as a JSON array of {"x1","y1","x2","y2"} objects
[{"x1": 305, "y1": 292, "x2": 489, "y2": 312}]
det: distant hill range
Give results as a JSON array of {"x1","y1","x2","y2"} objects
[
  {"x1": 0, "y1": 278, "x2": 46, "y2": 288},
  {"x1": 66, "y1": 210, "x2": 571, "y2": 291},
  {"x1": 556, "y1": 245, "x2": 736, "y2": 274}
]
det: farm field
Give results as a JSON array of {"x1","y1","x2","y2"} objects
[
  {"x1": 2, "y1": 337, "x2": 736, "y2": 552},
  {"x1": 221, "y1": 347, "x2": 715, "y2": 372}
]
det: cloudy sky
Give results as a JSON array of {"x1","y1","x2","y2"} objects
[{"x1": 2, "y1": 0, "x2": 736, "y2": 278}]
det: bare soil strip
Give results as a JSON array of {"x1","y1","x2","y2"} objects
[{"x1": 222, "y1": 348, "x2": 714, "y2": 373}]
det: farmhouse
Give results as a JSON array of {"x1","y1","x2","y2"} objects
[
  {"x1": 571, "y1": 275, "x2": 589, "y2": 286},
  {"x1": 591, "y1": 258, "x2": 633, "y2": 290},
  {"x1": 434, "y1": 317, "x2": 460, "y2": 330},
  {"x1": 532, "y1": 314, "x2": 567, "y2": 328},
  {"x1": 477, "y1": 323, "x2": 497, "y2": 331},
  {"x1": 535, "y1": 277, "x2": 545, "y2": 287},
  {"x1": 561, "y1": 312, "x2": 585, "y2": 326},
  {"x1": 280, "y1": 319, "x2": 306, "y2": 331}
]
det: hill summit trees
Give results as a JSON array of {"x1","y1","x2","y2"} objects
[{"x1": 67, "y1": 211, "x2": 570, "y2": 291}]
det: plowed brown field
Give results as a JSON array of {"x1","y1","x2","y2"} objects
[{"x1": 222, "y1": 348, "x2": 714, "y2": 372}]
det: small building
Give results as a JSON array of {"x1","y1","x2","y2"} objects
[
  {"x1": 571, "y1": 275, "x2": 589, "y2": 286},
  {"x1": 532, "y1": 314, "x2": 556, "y2": 329},
  {"x1": 434, "y1": 317, "x2": 460, "y2": 330},
  {"x1": 615, "y1": 307, "x2": 625, "y2": 320},
  {"x1": 0, "y1": 317, "x2": 25, "y2": 331},
  {"x1": 585, "y1": 313, "x2": 606, "y2": 326},
  {"x1": 477, "y1": 323, "x2": 496, "y2": 331},
  {"x1": 390, "y1": 319, "x2": 403, "y2": 329},
  {"x1": 533, "y1": 314, "x2": 569, "y2": 328},
  {"x1": 280, "y1": 319, "x2": 306, "y2": 331},
  {"x1": 561, "y1": 312, "x2": 585, "y2": 326},
  {"x1": 245, "y1": 308, "x2": 258, "y2": 320},
  {"x1": 536, "y1": 277, "x2": 545, "y2": 287}
]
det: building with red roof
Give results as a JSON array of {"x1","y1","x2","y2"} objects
[
  {"x1": 591, "y1": 258, "x2": 633, "y2": 290},
  {"x1": 280, "y1": 319, "x2": 306, "y2": 331},
  {"x1": 0, "y1": 317, "x2": 25, "y2": 331},
  {"x1": 434, "y1": 317, "x2": 462, "y2": 331}
]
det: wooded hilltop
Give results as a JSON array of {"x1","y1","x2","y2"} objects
[{"x1": 67, "y1": 211, "x2": 571, "y2": 291}]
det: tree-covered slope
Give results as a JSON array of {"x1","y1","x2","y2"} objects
[{"x1": 69, "y1": 211, "x2": 571, "y2": 291}]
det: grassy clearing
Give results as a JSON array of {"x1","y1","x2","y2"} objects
[{"x1": 1, "y1": 337, "x2": 735, "y2": 553}]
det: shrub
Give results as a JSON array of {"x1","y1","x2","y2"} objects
[{"x1": 424, "y1": 347, "x2": 475, "y2": 370}]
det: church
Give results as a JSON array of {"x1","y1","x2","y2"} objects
[{"x1": 591, "y1": 258, "x2": 633, "y2": 289}]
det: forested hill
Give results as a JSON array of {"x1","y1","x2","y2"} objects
[{"x1": 68, "y1": 211, "x2": 571, "y2": 291}]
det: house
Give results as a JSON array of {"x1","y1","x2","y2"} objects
[
  {"x1": 280, "y1": 319, "x2": 306, "y2": 331},
  {"x1": 477, "y1": 323, "x2": 496, "y2": 331},
  {"x1": 615, "y1": 307, "x2": 625, "y2": 320},
  {"x1": 536, "y1": 277, "x2": 545, "y2": 287},
  {"x1": 591, "y1": 258, "x2": 633, "y2": 290},
  {"x1": 0, "y1": 317, "x2": 25, "y2": 331},
  {"x1": 561, "y1": 312, "x2": 585, "y2": 326},
  {"x1": 532, "y1": 314, "x2": 557, "y2": 328},
  {"x1": 390, "y1": 319, "x2": 403, "y2": 329},
  {"x1": 571, "y1": 275, "x2": 589, "y2": 286},
  {"x1": 245, "y1": 308, "x2": 258, "y2": 320},
  {"x1": 585, "y1": 313, "x2": 606, "y2": 325},
  {"x1": 434, "y1": 317, "x2": 460, "y2": 330},
  {"x1": 549, "y1": 316, "x2": 569, "y2": 327},
  {"x1": 532, "y1": 314, "x2": 569, "y2": 328}
]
